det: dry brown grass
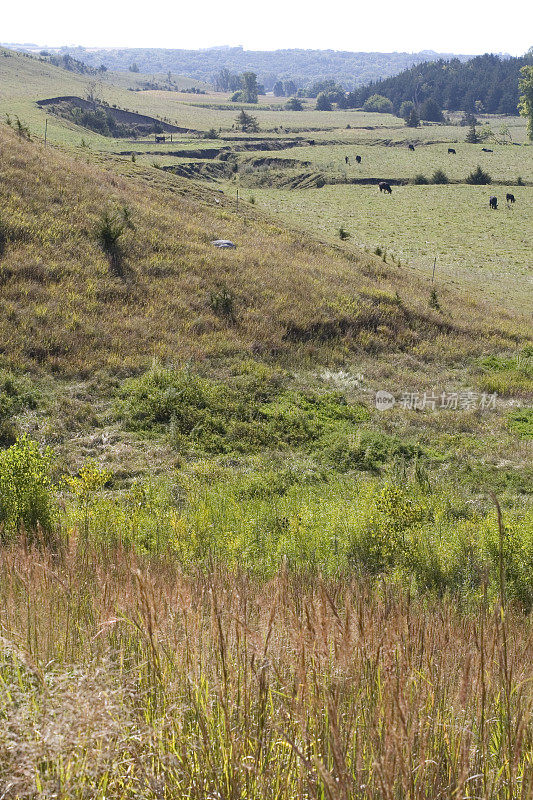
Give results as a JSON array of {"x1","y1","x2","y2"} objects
[
  {"x1": 1, "y1": 540, "x2": 531, "y2": 799},
  {"x1": 0, "y1": 124, "x2": 527, "y2": 377}
]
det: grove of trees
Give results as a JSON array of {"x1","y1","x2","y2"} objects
[{"x1": 345, "y1": 53, "x2": 532, "y2": 116}]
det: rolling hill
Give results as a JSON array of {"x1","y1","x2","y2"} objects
[{"x1": 8, "y1": 44, "x2": 474, "y2": 90}]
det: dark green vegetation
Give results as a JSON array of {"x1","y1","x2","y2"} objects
[
  {"x1": 37, "y1": 95, "x2": 183, "y2": 137},
  {"x1": 351, "y1": 52, "x2": 533, "y2": 115}
]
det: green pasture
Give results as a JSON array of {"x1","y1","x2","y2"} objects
[
  {"x1": 252, "y1": 140, "x2": 533, "y2": 183},
  {"x1": 234, "y1": 182, "x2": 533, "y2": 308}
]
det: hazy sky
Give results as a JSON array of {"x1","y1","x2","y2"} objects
[{"x1": 2, "y1": 0, "x2": 531, "y2": 55}]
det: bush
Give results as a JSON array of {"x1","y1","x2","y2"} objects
[
  {"x1": 0, "y1": 370, "x2": 39, "y2": 445},
  {"x1": 285, "y1": 98, "x2": 303, "y2": 111},
  {"x1": 318, "y1": 428, "x2": 422, "y2": 473},
  {"x1": 412, "y1": 173, "x2": 429, "y2": 185},
  {"x1": 465, "y1": 122, "x2": 479, "y2": 143},
  {"x1": 419, "y1": 99, "x2": 444, "y2": 122},
  {"x1": 96, "y1": 211, "x2": 126, "y2": 274},
  {"x1": 399, "y1": 100, "x2": 415, "y2": 120},
  {"x1": 0, "y1": 435, "x2": 56, "y2": 542},
  {"x1": 431, "y1": 169, "x2": 449, "y2": 184},
  {"x1": 429, "y1": 288, "x2": 440, "y2": 309},
  {"x1": 116, "y1": 365, "x2": 369, "y2": 456},
  {"x1": 338, "y1": 225, "x2": 350, "y2": 240},
  {"x1": 466, "y1": 165, "x2": 492, "y2": 185},
  {"x1": 405, "y1": 108, "x2": 420, "y2": 128},
  {"x1": 208, "y1": 284, "x2": 236, "y2": 322},
  {"x1": 508, "y1": 407, "x2": 533, "y2": 438},
  {"x1": 363, "y1": 94, "x2": 393, "y2": 113},
  {"x1": 315, "y1": 93, "x2": 332, "y2": 111}
]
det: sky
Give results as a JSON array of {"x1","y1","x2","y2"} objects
[{"x1": 2, "y1": 0, "x2": 531, "y2": 56}]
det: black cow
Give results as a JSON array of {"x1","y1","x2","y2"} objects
[
  {"x1": 355, "y1": 155, "x2": 362, "y2": 164},
  {"x1": 155, "y1": 135, "x2": 166, "y2": 143},
  {"x1": 448, "y1": 148, "x2": 456, "y2": 154},
  {"x1": 506, "y1": 193, "x2": 516, "y2": 204},
  {"x1": 482, "y1": 148, "x2": 493, "y2": 152},
  {"x1": 408, "y1": 144, "x2": 415, "y2": 151},
  {"x1": 489, "y1": 196, "x2": 498, "y2": 210},
  {"x1": 345, "y1": 156, "x2": 349, "y2": 164},
  {"x1": 379, "y1": 181, "x2": 392, "y2": 194}
]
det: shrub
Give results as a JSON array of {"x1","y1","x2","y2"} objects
[
  {"x1": 338, "y1": 225, "x2": 350, "y2": 240},
  {"x1": 508, "y1": 407, "x2": 533, "y2": 438},
  {"x1": 419, "y1": 99, "x2": 444, "y2": 122},
  {"x1": 0, "y1": 435, "x2": 56, "y2": 542},
  {"x1": 0, "y1": 369, "x2": 39, "y2": 446},
  {"x1": 405, "y1": 108, "x2": 420, "y2": 128},
  {"x1": 116, "y1": 365, "x2": 370, "y2": 456},
  {"x1": 429, "y1": 288, "x2": 440, "y2": 309},
  {"x1": 465, "y1": 122, "x2": 479, "y2": 143},
  {"x1": 285, "y1": 98, "x2": 303, "y2": 111},
  {"x1": 466, "y1": 165, "x2": 492, "y2": 185},
  {"x1": 208, "y1": 285, "x2": 236, "y2": 322},
  {"x1": 96, "y1": 210, "x2": 126, "y2": 275},
  {"x1": 399, "y1": 100, "x2": 415, "y2": 120},
  {"x1": 315, "y1": 93, "x2": 332, "y2": 111},
  {"x1": 318, "y1": 428, "x2": 422, "y2": 473},
  {"x1": 431, "y1": 169, "x2": 449, "y2": 184},
  {"x1": 412, "y1": 173, "x2": 429, "y2": 184},
  {"x1": 363, "y1": 94, "x2": 393, "y2": 113}
]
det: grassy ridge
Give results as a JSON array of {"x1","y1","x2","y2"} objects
[{"x1": 1, "y1": 121, "x2": 525, "y2": 376}]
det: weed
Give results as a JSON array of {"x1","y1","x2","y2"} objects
[
  {"x1": 338, "y1": 225, "x2": 350, "y2": 240},
  {"x1": 429, "y1": 287, "x2": 440, "y2": 309},
  {"x1": 96, "y1": 210, "x2": 126, "y2": 276},
  {"x1": 208, "y1": 284, "x2": 236, "y2": 323}
]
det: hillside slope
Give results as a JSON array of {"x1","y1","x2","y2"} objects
[{"x1": 0, "y1": 122, "x2": 526, "y2": 378}]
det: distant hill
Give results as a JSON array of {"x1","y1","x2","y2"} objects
[
  {"x1": 350, "y1": 53, "x2": 533, "y2": 115},
  {"x1": 5, "y1": 45, "x2": 474, "y2": 90}
]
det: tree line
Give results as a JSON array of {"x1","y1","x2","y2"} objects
[{"x1": 345, "y1": 53, "x2": 533, "y2": 116}]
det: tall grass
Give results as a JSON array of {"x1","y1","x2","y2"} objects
[{"x1": 0, "y1": 541, "x2": 531, "y2": 799}]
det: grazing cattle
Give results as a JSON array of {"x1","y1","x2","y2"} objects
[
  {"x1": 345, "y1": 156, "x2": 349, "y2": 164},
  {"x1": 378, "y1": 181, "x2": 392, "y2": 194},
  {"x1": 506, "y1": 193, "x2": 516, "y2": 204},
  {"x1": 448, "y1": 148, "x2": 456, "y2": 154},
  {"x1": 482, "y1": 148, "x2": 493, "y2": 152},
  {"x1": 155, "y1": 135, "x2": 166, "y2": 143},
  {"x1": 355, "y1": 155, "x2": 362, "y2": 164},
  {"x1": 489, "y1": 196, "x2": 498, "y2": 210},
  {"x1": 408, "y1": 144, "x2": 415, "y2": 151}
]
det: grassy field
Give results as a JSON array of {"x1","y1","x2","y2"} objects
[{"x1": 237, "y1": 183, "x2": 533, "y2": 307}]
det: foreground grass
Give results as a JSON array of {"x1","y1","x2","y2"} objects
[{"x1": 0, "y1": 542, "x2": 531, "y2": 799}]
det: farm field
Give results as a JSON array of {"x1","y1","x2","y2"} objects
[{"x1": 235, "y1": 183, "x2": 533, "y2": 308}]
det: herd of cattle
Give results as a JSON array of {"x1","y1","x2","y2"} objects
[{"x1": 340, "y1": 144, "x2": 519, "y2": 208}]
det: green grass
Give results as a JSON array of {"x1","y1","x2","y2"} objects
[
  {"x1": 232, "y1": 182, "x2": 533, "y2": 309},
  {"x1": 248, "y1": 139, "x2": 533, "y2": 183}
]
